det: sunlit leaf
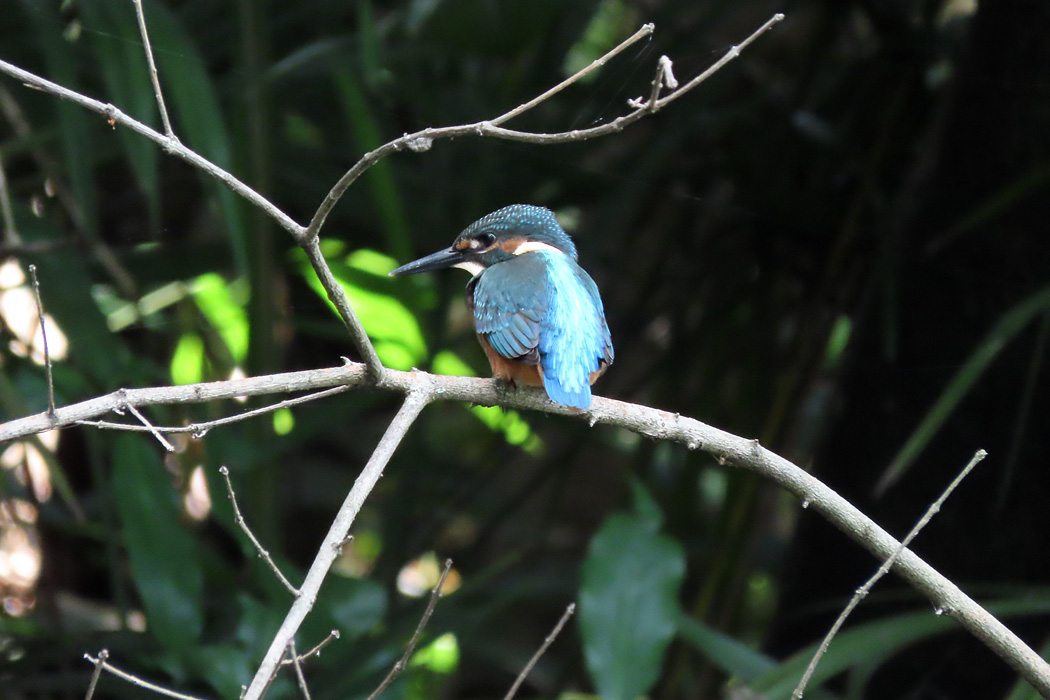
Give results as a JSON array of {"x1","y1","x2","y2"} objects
[
  {"x1": 432, "y1": 351, "x2": 542, "y2": 452},
  {"x1": 297, "y1": 246, "x2": 427, "y2": 369},
  {"x1": 192, "y1": 273, "x2": 249, "y2": 362},
  {"x1": 171, "y1": 332, "x2": 204, "y2": 385},
  {"x1": 411, "y1": 633, "x2": 460, "y2": 674},
  {"x1": 579, "y1": 512, "x2": 685, "y2": 700}
]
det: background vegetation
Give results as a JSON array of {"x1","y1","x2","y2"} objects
[{"x1": 0, "y1": 0, "x2": 1048, "y2": 698}]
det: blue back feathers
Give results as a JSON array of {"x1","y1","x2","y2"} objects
[{"x1": 472, "y1": 246, "x2": 613, "y2": 409}]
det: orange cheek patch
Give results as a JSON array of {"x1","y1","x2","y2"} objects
[{"x1": 498, "y1": 237, "x2": 527, "y2": 255}]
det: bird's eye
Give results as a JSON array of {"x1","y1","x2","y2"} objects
[{"x1": 475, "y1": 233, "x2": 496, "y2": 249}]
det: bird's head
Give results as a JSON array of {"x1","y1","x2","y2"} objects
[{"x1": 389, "y1": 204, "x2": 577, "y2": 278}]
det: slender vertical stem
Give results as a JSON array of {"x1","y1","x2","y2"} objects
[
  {"x1": 27, "y1": 265, "x2": 55, "y2": 417},
  {"x1": 131, "y1": 0, "x2": 177, "y2": 139}
]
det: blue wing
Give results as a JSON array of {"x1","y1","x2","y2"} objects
[{"x1": 473, "y1": 251, "x2": 613, "y2": 408}]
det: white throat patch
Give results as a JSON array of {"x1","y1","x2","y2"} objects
[{"x1": 453, "y1": 260, "x2": 485, "y2": 276}]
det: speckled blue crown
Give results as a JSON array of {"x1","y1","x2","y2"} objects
[{"x1": 461, "y1": 204, "x2": 578, "y2": 260}]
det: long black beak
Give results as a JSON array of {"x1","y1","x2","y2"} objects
[{"x1": 388, "y1": 246, "x2": 465, "y2": 276}]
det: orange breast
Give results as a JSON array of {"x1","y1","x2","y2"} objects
[
  {"x1": 479, "y1": 335, "x2": 544, "y2": 386},
  {"x1": 477, "y1": 335, "x2": 608, "y2": 388}
]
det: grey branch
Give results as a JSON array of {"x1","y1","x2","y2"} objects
[
  {"x1": 27, "y1": 265, "x2": 55, "y2": 417},
  {"x1": 9, "y1": 363, "x2": 1047, "y2": 693},
  {"x1": 76, "y1": 385, "x2": 351, "y2": 437},
  {"x1": 503, "y1": 603, "x2": 576, "y2": 700},
  {"x1": 792, "y1": 449, "x2": 989, "y2": 698},
  {"x1": 242, "y1": 391, "x2": 429, "y2": 700},
  {"x1": 288, "y1": 641, "x2": 312, "y2": 700},
  {"x1": 220, "y1": 466, "x2": 300, "y2": 597},
  {"x1": 367, "y1": 558, "x2": 452, "y2": 700},
  {"x1": 83, "y1": 651, "x2": 211, "y2": 700},
  {"x1": 131, "y1": 0, "x2": 177, "y2": 140},
  {"x1": 302, "y1": 14, "x2": 784, "y2": 244},
  {"x1": 280, "y1": 630, "x2": 341, "y2": 667}
]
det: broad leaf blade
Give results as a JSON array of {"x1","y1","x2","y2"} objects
[
  {"x1": 579, "y1": 513, "x2": 685, "y2": 700},
  {"x1": 113, "y1": 434, "x2": 203, "y2": 651}
]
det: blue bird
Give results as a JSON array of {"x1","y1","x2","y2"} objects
[{"x1": 390, "y1": 205, "x2": 613, "y2": 409}]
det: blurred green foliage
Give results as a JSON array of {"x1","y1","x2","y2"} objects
[{"x1": 1, "y1": 0, "x2": 1049, "y2": 699}]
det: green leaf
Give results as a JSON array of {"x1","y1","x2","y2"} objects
[
  {"x1": 297, "y1": 246, "x2": 428, "y2": 369},
  {"x1": 170, "y1": 332, "x2": 204, "y2": 385},
  {"x1": 192, "y1": 273, "x2": 249, "y2": 363},
  {"x1": 877, "y1": 284, "x2": 1050, "y2": 493},
  {"x1": 322, "y1": 577, "x2": 388, "y2": 640},
  {"x1": 112, "y1": 434, "x2": 203, "y2": 651},
  {"x1": 676, "y1": 613, "x2": 776, "y2": 681},
  {"x1": 579, "y1": 512, "x2": 685, "y2": 700},
  {"x1": 432, "y1": 351, "x2": 543, "y2": 452},
  {"x1": 749, "y1": 597, "x2": 1050, "y2": 698}
]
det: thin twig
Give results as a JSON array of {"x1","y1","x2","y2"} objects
[
  {"x1": 220, "y1": 466, "x2": 300, "y2": 596},
  {"x1": 243, "y1": 390, "x2": 430, "y2": 700},
  {"x1": 130, "y1": 0, "x2": 177, "y2": 140},
  {"x1": 302, "y1": 238, "x2": 384, "y2": 377},
  {"x1": 502, "y1": 603, "x2": 576, "y2": 700},
  {"x1": 27, "y1": 265, "x2": 55, "y2": 417},
  {"x1": 288, "y1": 641, "x2": 312, "y2": 700},
  {"x1": 492, "y1": 23, "x2": 654, "y2": 125},
  {"x1": 83, "y1": 649, "x2": 108, "y2": 700},
  {"x1": 83, "y1": 652, "x2": 211, "y2": 700},
  {"x1": 368, "y1": 558, "x2": 453, "y2": 700},
  {"x1": 76, "y1": 385, "x2": 351, "y2": 437},
  {"x1": 0, "y1": 147, "x2": 19, "y2": 244},
  {"x1": 792, "y1": 449, "x2": 988, "y2": 699},
  {"x1": 124, "y1": 402, "x2": 175, "y2": 452},
  {"x1": 302, "y1": 15, "x2": 785, "y2": 242},
  {"x1": 280, "y1": 630, "x2": 341, "y2": 666}
]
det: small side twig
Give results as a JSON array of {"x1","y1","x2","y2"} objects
[
  {"x1": 220, "y1": 466, "x2": 300, "y2": 597},
  {"x1": 84, "y1": 648, "x2": 108, "y2": 700},
  {"x1": 367, "y1": 558, "x2": 453, "y2": 700},
  {"x1": 288, "y1": 640, "x2": 312, "y2": 700},
  {"x1": 281, "y1": 630, "x2": 341, "y2": 667},
  {"x1": 792, "y1": 449, "x2": 988, "y2": 698},
  {"x1": 83, "y1": 651, "x2": 210, "y2": 700},
  {"x1": 130, "y1": 0, "x2": 177, "y2": 140},
  {"x1": 502, "y1": 603, "x2": 576, "y2": 700},
  {"x1": 124, "y1": 402, "x2": 175, "y2": 452},
  {"x1": 27, "y1": 265, "x2": 55, "y2": 417},
  {"x1": 76, "y1": 385, "x2": 351, "y2": 438}
]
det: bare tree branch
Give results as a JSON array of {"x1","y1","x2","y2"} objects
[
  {"x1": 792, "y1": 449, "x2": 989, "y2": 698},
  {"x1": 280, "y1": 630, "x2": 341, "y2": 667},
  {"x1": 368, "y1": 558, "x2": 453, "y2": 700},
  {"x1": 7, "y1": 362, "x2": 1045, "y2": 693},
  {"x1": 76, "y1": 385, "x2": 350, "y2": 437},
  {"x1": 26, "y1": 264, "x2": 55, "y2": 417},
  {"x1": 243, "y1": 390, "x2": 430, "y2": 700},
  {"x1": 301, "y1": 14, "x2": 783, "y2": 243},
  {"x1": 130, "y1": 0, "x2": 177, "y2": 140},
  {"x1": 124, "y1": 401, "x2": 174, "y2": 452},
  {"x1": 503, "y1": 603, "x2": 575, "y2": 700},
  {"x1": 220, "y1": 466, "x2": 300, "y2": 596},
  {"x1": 83, "y1": 651, "x2": 211, "y2": 700},
  {"x1": 288, "y1": 640, "x2": 312, "y2": 700}
]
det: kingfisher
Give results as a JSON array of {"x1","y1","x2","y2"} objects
[{"x1": 390, "y1": 204, "x2": 613, "y2": 409}]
